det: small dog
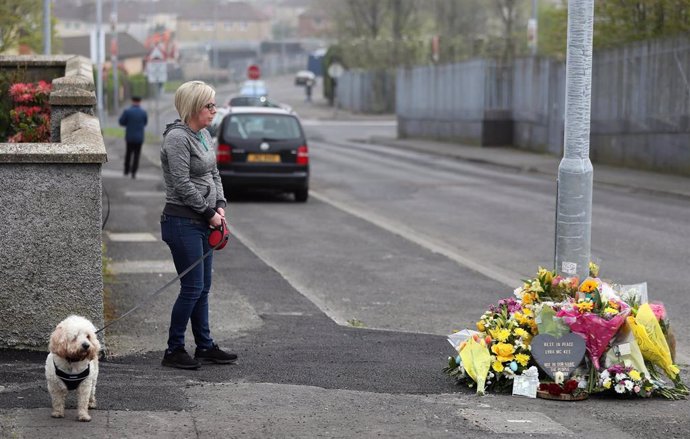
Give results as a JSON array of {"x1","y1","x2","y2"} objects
[{"x1": 45, "y1": 315, "x2": 100, "y2": 421}]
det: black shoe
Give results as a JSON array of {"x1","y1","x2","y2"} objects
[
  {"x1": 195, "y1": 344, "x2": 237, "y2": 364},
  {"x1": 162, "y1": 347, "x2": 200, "y2": 369}
]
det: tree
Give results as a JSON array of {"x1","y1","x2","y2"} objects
[
  {"x1": 432, "y1": 0, "x2": 490, "y2": 62},
  {"x1": 594, "y1": 0, "x2": 690, "y2": 48},
  {"x1": 0, "y1": 0, "x2": 57, "y2": 54}
]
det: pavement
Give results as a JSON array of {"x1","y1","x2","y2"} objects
[{"x1": 1, "y1": 86, "x2": 689, "y2": 438}]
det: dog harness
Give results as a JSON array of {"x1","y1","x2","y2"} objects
[{"x1": 54, "y1": 361, "x2": 90, "y2": 390}]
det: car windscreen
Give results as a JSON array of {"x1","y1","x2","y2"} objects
[{"x1": 224, "y1": 114, "x2": 302, "y2": 141}]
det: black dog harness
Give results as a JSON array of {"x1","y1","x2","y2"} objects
[{"x1": 54, "y1": 361, "x2": 90, "y2": 390}]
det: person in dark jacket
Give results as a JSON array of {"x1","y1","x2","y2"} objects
[{"x1": 118, "y1": 96, "x2": 148, "y2": 179}]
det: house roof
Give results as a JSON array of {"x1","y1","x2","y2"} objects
[
  {"x1": 53, "y1": 0, "x2": 269, "y2": 23},
  {"x1": 60, "y1": 32, "x2": 148, "y2": 59}
]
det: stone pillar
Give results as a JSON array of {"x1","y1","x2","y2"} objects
[{"x1": 49, "y1": 56, "x2": 97, "y2": 142}]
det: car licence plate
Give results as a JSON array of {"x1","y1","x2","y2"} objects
[{"x1": 247, "y1": 153, "x2": 280, "y2": 163}]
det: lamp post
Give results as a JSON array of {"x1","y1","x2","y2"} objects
[
  {"x1": 554, "y1": 0, "x2": 595, "y2": 281},
  {"x1": 111, "y1": 0, "x2": 119, "y2": 115},
  {"x1": 96, "y1": 0, "x2": 104, "y2": 128},
  {"x1": 43, "y1": 0, "x2": 51, "y2": 54}
]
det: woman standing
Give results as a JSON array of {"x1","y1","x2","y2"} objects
[{"x1": 160, "y1": 80, "x2": 236, "y2": 369}]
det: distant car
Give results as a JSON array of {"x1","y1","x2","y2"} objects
[
  {"x1": 239, "y1": 80, "x2": 268, "y2": 97},
  {"x1": 295, "y1": 70, "x2": 316, "y2": 86},
  {"x1": 228, "y1": 95, "x2": 296, "y2": 115},
  {"x1": 215, "y1": 106, "x2": 309, "y2": 202}
]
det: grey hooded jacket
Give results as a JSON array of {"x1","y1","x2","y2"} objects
[{"x1": 161, "y1": 120, "x2": 226, "y2": 221}]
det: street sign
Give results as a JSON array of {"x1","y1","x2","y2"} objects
[
  {"x1": 247, "y1": 64, "x2": 261, "y2": 80},
  {"x1": 146, "y1": 60, "x2": 167, "y2": 84},
  {"x1": 327, "y1": 62, "x2": 345, "y2": 79}
]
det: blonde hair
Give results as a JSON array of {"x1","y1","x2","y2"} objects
[{"x1": 174, "y1": 80, "x2": 216, "y2": 123}]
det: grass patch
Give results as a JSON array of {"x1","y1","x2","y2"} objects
[
  {"x1": 102, "y1": 126, "x2": 124, "y2": 138},
  {"x1": 102, "y1": 126, "x2": 160, "y2": 144},
  {"x1": 347, "y1": 318, "x2": 366, "y2": 328}
]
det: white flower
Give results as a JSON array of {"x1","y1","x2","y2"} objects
[
  {"x1": 554, "y1": 371, "x2": 565, "y2": 385},
  {"x1": 615, "y1": 383, "x2": 626, "y2": 393},
  {"x1": 513, "y1": 287, "x2": 524, "y2": 299},
  {"x1": 624, "y1": 380, "x2": 634, "y2": 391},
  {"x1": 615, "y1": 373, "x2": 627, "y2": 382},
  {"x1": 600, "y1": 370, "x2": 610, "y2": 380},
  {"x1": 578, "y1": 379, "x2": 588, "y2": 389}
]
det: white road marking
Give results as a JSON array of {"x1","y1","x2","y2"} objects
[
  {"x1": 309, "y1": 190, "x2": 522, "y2": 288},
  {"x1": 110, "y1": 260, "x2": 176, "y2": 274},
  {"x1": 107, "y1": 232, "x2": 158, "y2": 242}
]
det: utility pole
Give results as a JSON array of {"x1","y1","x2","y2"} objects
[
  {"x1": 43, "y1": 0, "x2": 51, "y2": 55},
  {"x1": 111, "y1": 0, "x2": 119, "y2": 115},
  {"x1": 554, "y1": 0, "x2": 595, "y2": 281},
  {"x1": 529, "y1": 0, "x2": 538, "y2": 56},
  {"x1": 96, "y1": 0, "x2": 104, "y2": 128}
]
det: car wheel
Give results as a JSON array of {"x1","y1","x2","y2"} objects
[{"x1": 294, "y1": 188, "x2": 308, "y2": 202}]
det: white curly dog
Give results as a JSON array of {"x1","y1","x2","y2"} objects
[{"x1": 45, "y1": 315, "x2": 100, "y2": 421}]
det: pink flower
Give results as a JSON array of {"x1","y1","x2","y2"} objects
[
  {"x1": 634, "y1": 385, "x2": 641, "y2": 393},
  {"x1": 649, "y1": 302, "x2": 666, "y2": 321}
]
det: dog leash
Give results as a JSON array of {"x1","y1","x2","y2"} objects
[{"x1": 95, "y1": 237, "x2": 224, "y2": 335}]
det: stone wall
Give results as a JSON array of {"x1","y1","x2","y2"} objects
[{"x1": 0, "y1": 55, "x2": 107, "y2": 350}]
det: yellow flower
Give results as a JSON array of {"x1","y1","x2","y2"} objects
[
  {"x1": 608, "y1": 300, "x2": 620, "y2": 310},
  {"x1": 529, "y1": 280, "x2": 544, "y2": 293},
  {"x1": 522, "y1": 308, "x2": 534, "y2": 317},
  {"x1": 603, "y1": 378, "x2": 612, "y2": 389},
  {"x1": 589, "y1": 261, "x2": 600, "y2": 277},
  {"x1": 492, "y1": 361, "x2": 504, "y2": 372},
  {"x1": 515, "y1": 353, "x2": 530, "y2": 367},
  {"x1": 490, "y1": 328, "x2": 511, "y2": 343},
  {"x1": 476, "y1": 321, "x2": 485, "y2": 332},
  {"x1": 629, "y1": 369, "x2": 641, "y2": 381},
  {"x1": 538, "y1": 267, "x2": 553, "y2": 284},
  {"x1": 579, "y1": 279, "x2": 598, "y2": 293},
  {"x1": 604, "y1": 307, "x2": 619, "y2": 315},
  {"x1": 514, "y1": 328, "x2": 529, "y2": 339},
  {"x1": 521, "y1": 292, "x2": 535, "y2": 305},
  {"x1": 576, "y1": 300, "x2": 594, "y2": 313},
  {"x1": 491, "y1": 343, "x2": 515, "y2": 362}
]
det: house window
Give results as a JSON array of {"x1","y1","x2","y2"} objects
[
  {"x1": 238, "y1": 21, "x2": 247, "y2": 31},
  {"x1": 204, "y1": 22, "x2": 214, "y2": 31}
]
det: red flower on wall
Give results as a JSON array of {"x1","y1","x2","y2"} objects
[{"x1": 7, "y1": 80, "x2": 52, "y2": 143}]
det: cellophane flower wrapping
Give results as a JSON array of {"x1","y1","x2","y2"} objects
[
  {"x1": 459, "y1": 336, "x2": 492, "y2": 395},
  {"x1": 627, "y1": 303, "x2": 679, "y2": 380},
  {"x1": 556, "y1": 303, "x2": 629, "y2": 370}
]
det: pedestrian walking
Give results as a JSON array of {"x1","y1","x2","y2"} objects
[
  {"x1": 159, "y1": 80, "x2": 237, "y2": 370},
  {"x1": 118, "y1": 96, "x2": 148, "y2": 179},
  {"x1": 305, "y1": 78, "x2": 314, "y2": 103}
]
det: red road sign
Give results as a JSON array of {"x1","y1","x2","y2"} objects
[{"x1": 247, "y1": 64, "x2": 261, "y2": 80}]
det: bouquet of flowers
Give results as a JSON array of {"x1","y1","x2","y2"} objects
[
  {"x1": 444, "y1": 264, "x2": 687, "y2": 401},
  {"x1": 445, "y1": 298, "x2": 536, "y2": 394},
  {"x1": 597, "y1": 364, "x2": 654, "y2": 398},
  {"x1": 556, "y1": 278, "x2": 630, "y2": 370}
]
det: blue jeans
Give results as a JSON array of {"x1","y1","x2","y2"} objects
[{"x1": 160, "y1": 214, "x2": 214, "y2": 351}]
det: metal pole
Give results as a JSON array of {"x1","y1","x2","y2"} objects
[
  {"x1": 96, "y1": 0, "x2": 104, "y2": 128},
  {"x1": 554, "y1": 0, "x2": 594, "y2": 281},
  {"x1": 531, "y1": 0, "x2": 538, "y2": 56},
  {"x1": 111, "y1": 0, "x2": 119, "y2": 115},
  {"x1": 155, "y1": 82, "x2": 161, "y2": 139},
  {"x1": 43, "y1": 0, "x2": 51, "y2": 55}
]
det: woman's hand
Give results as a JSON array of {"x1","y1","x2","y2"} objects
[
  {"x1": 217, "y1": 207, "x2": 225, "y2": 218},
  {"x1": 209, "y1": 212, "x2": 223, "y2": 228}
]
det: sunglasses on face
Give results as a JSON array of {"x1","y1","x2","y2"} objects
[{"x1": 204, "y1": 103, "x2": 217, "y2": 111}]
